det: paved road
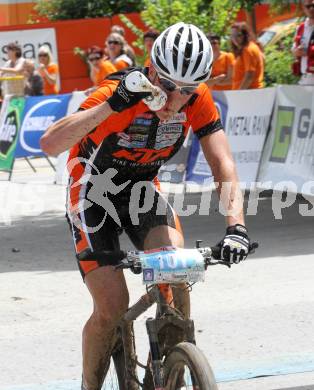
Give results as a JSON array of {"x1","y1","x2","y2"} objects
[{"x1": 0, "y1": 180, "x2": 314, "y2": 389}]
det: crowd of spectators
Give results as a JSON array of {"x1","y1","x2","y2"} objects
[
  {"x1": 1, "y1": 0, "x2": 313, "y2": 101},
  {"x1": 0, "y1": 42, "x2": 59, "y2": 100}
]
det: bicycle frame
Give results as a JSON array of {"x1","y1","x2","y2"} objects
[{"x1": 119, "y1": 282, "x2": 196, "y2": 390}]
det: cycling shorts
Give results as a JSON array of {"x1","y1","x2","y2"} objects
[{"x1": 66, "y1": 180, "x2": 182, "y2": 279}]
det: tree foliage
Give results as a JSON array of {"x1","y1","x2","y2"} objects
[
  {"x1": 139, "y1": 0, "x2": 241, "y2": 37},
  {"x1": 264, "y1": 31, "x2": 299, "y2": 86},
  {"x1": 32, "y1": 0, "x2": 145, "y2": 20}
]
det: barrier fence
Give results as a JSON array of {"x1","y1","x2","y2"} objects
[{"x1": 0, "y1": 86, "x2": 313, "y2": 195}]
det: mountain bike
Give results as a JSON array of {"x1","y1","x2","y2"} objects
[{"x1": 78, "y1": 241, "x2": 249, "y2": 390}]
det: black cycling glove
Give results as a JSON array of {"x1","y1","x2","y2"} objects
[
  {"x1": 217, "y1": 224, "x2": 250, "y2": 264},
  {"x1": 107, "y1": 71, "x2": 152, "y2": 113}
]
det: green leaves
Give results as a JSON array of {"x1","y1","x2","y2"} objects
[
  {"x1": 264, "y1": 32, "x2": 299, "y2": 86},
  {"x1": 33, "y1": 0, "x2": 145, "y2": 20}
]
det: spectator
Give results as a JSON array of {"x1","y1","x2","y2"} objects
[
  {"x1": 37, "y1": 45, "x2": 59, "y2": 95},
  {"x1": 23, "y1": 59, "x2": 43, "y2": 96},
  {"x1": 292, "y1": 0, "x2": 314, "y2": 85},
  {"x1": 0, "y1": 42, "x2": 25, "y2": 97},
  {"x1": 87, "y1": 46, "x2": 117, "y2": 87},
  {"x1": 110, "y1": 24, "x2": 136, "y2": 66},
  {"x1": 230, "y1": 22, "x2": 264, "y2": 89},
  {"x1": 206, "y1": 33, "x2": 234, "y2": 90},
  {"x1": 105, "y1": 33, "x2": 134, "y2": 70},
  {"x1": 143, "y1": 29, "x2": 159, "y2": 67}
]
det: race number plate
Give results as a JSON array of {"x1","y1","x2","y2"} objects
[{"x1": 140, "y1": 247, "x2": 205, "y2": 284}]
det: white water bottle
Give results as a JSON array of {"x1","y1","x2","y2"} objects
[{"x1": 125, "y1": 71, "x2": 167, "y2": 111}]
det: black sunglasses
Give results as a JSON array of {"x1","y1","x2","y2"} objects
[
  {"x1": 305, "y1": 3, "x2": 314, "y2": 9},
  {"x1": 108, "y1": 40, "x2": 121, "y2": 45},
  {"x1": 38, "y1": 53, "x2": 48, "y2": 57},
  {"x1": 89, "y1": 56, "x2": 101, "y2": 62},
  {"x1": 157, "y1": 74, "x2": 197, "y2": 95}
]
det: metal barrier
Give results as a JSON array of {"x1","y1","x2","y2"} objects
[{"x1": 0, "y1": 75, "x2": 25, "y2": 97}]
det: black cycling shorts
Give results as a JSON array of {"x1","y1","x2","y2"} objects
[{"x1": 66, "y1": 180, "x2": 182, "y2": 279}]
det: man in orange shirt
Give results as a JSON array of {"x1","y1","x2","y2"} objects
[
  {"x1": 206, "y1": 33, "x2": 234, "y2": 90},
  {"x1": 230, "y1": 22, "x2": 264, "y2": 89},
  {"x1": 41, "y1": 22, "x2": 255, "y2": 390}
]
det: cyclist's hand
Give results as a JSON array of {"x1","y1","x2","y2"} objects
[
  {"x1": 107, "y1": 71, "x2": 152, "y2": 113},
  {"x1": 218, "y1": 224, "x2": 250, "y2": 264}
]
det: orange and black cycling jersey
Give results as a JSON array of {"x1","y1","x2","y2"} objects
[{"x1": 68, "y1": 67, "x2": 223, "y2": 183}]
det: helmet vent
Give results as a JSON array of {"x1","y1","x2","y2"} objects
[
  {"x1": 173, "y1": 27, "x2": 183, "y2": 72},
  {"x1": 182, "y1": 28, "x2": 193, "y2": 77},
  {"x1": 191, "y1": 33, "x2": 204, "y2": 77},
  {"x1": 155, "y1": 55, "x2": 169, "y2": 75}
]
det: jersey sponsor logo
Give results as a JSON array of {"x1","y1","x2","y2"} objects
[
  {"x1": 117, "y1": 133, "x2": 149, "y2": 148},
  {"x1": 117, "y1": 132, "x2": 130, "y2": 141},
  {"x1": 112, "y1": 146, "x2": 174, "y2": 164},
  {"x1": 155, "y1": 123, "x2": 183, "y2": 149},
  {"x1": 160, "y1": 112, "x2": 187, "y2": 124}
]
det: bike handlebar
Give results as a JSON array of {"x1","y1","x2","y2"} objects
[{"x1": 76, "y1": 242, "x2": 258, "y2": 273}]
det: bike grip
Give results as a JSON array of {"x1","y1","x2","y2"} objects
[
  {"x1": 211, "y1": 246, "x2": 221, "y2": 260},
  {"x1": 76, "y1": 249, "x2": 126, "y2": 264}
]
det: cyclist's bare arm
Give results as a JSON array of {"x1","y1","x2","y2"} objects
[
  {"x1": 200, "y1": 130, "x2": 245, "y2": 226},
  {"x1": 40, "y1": 101, "x2": 113, "y2": 156}
]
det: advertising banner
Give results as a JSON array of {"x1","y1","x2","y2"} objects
[
  {"x1": 257, "y1": 85, "x2": 314, "y2": 195},
  {"x1": 55, "y1": 91, "x2": 87, "y2": 185},
  {"x1": 0, "y1": 96, "x2": 25, "y2": 172},
  {"x1": 186, "y1": 88, "x2": 276, "y2": 187},
  {"x1": 14, "y1": 94, "x2": 71, "y2": 158}
]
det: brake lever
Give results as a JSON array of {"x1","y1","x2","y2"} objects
[
  {"x1": 249, "y1": 242, "x2": 259, "y2": 254},
  {"x1": 115, "y1": 259, "x2": 131, "y2": 270}
]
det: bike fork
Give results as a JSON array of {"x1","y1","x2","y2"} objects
[{"x1": 146, "y1": 318, "x2": 165, "y2": 390}]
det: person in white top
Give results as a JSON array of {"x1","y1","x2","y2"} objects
[
  {"x1": 292, "y1": 0, "x2": 314, "y2": 85},
  {"x1": 0, "y1": 42, "x2": 25, "y2": 97}
]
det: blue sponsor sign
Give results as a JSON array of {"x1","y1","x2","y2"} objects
[
  {"x1": 14, "y1": 94, "x2": 71, "y2": 158},
  {"x1": 186, "y1": 93, "x2": 228, "y2": 183}
]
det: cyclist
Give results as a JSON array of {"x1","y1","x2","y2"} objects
[{"x1": 41, "y1": 22, "x2": 252, "y2": 390}]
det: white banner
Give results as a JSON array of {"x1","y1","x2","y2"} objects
[
  {"x1": 55, "y1": 91, "x2": 87, "y2": 185},
  {"x1": 186, "y1": 88, "x2": 276, "y2": 188},
  {"x1": 0, "y1": 28, "x2": 58, "y2": 66},
  {"x1": 257, "y1": 85, "x2": 314, "y2": 196}
]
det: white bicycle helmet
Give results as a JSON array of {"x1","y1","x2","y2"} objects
[{"x1": 151, "y1": 22, "x2": 213, "y2": 84}]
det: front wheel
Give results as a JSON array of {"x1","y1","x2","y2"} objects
[{"x1": 163, "y1": 342, "x2": 218, "y2": 390}]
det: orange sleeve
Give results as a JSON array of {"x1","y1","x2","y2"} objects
[
  {"x1": 80, "y1": 80, "x2": 119, "y2": 110},
  {"x1": 242, "y1": 45, "x2": 258, "y2": 73},
  {"x1": 227, "y1": 52, "x2": 235, "y2": 66},
  {"x1": 114, "y1": 59, "x2": 130, "y2": 71},
  {"x1": 47, "y1": 63, "x2": 58, "y2": 75},
  {"x1": 95, "y1": 61, "x2": 117, "y2": 85},
  {"x1": 187, "y1": 84, "x2": 223, "y2": 139}
]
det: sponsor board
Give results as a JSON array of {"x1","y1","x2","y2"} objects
[
  {"x1": 0, "y1": 96, "x2": 25, "y2": 172},
  {"x1": 14, "y1": 94, "x2": 71, "y2": 158},
  {"x1": 186, "y1": 88, "x2": 276, "y2": 186},
  {"x1": 258, "y1": 85, "x2": 314, "y2": 195}
]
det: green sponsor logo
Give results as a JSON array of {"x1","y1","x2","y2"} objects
[
  {"x1": 270, "y1": 106, "x2": 295, "y2": 163},
  {"x1": 0, "y1": 110, "x2": 18, "y2": 157}
]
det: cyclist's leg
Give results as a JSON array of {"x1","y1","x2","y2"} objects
[
  {"x1": 126, "y1": 183, "x2": 190, "y2": 319},
  {"x1": 83, "y1": 266, "x2": 129, "y2": 390},
  {"x1": 67, "y1": 183, "x2": 128, "y2": 390}
]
